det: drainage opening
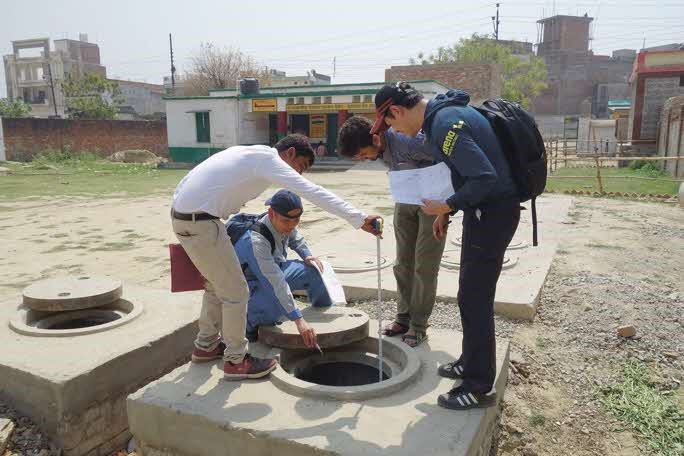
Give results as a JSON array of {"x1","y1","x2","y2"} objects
[
  {"x1": 45, "y1": 311, "x2": 122, "y2": 330},
  {"x1": 294, "y1": 361, "x2": 389, "y2": 387}
]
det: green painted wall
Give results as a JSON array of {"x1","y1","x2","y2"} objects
[{"x1": 169, "y1": 146, "x2": 224, "y2": 163}]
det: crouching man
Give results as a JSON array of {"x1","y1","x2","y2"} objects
[{"x1": 233, "y1": 190, "x2": 331, "y2": 349}]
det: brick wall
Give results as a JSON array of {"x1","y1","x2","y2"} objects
[
  {"x1": 385, "y1": 63, "x2": 501, "y2": 103},
  {"x1": 1, "y1": 118, "x2": 167, "y2": 161}
]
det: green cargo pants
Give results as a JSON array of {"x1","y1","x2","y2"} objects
[{"x1": 392, "y1": 202, "x2": 447, "y2": 333}]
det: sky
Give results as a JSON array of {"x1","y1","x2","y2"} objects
[{"x1": 1, "y1": 0, "x2": 682, "y2": 97}]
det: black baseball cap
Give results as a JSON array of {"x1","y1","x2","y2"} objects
[
  {"x1": 265, "y1": 189, "x2": 303, "y2": 219},
  {"x1": 371, "y1": 82, "x2": 421, "y2": 134}
]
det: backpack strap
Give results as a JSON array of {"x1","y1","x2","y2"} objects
[
  {"x1": 531, "y1": 197, "x2": 538, "y2": 247},
  {"x1": 249, "y1": 222, "x2": 276, "y2": 254}
]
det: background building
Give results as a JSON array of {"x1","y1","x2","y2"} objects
[
  {"x1": 384, "y1": 63, "x2": 501, "y2": 105},
  {"x1": 3, "y1": 35, "x2": 106, "y2": 117},
  {"x1": 534, "y1": 14, "x2": 636, "y2": 116},
  {"x1": 111, "y1": 79, "x2": 165, "y2": 119},
  {"x1": 628, "y1": 48, "x2": 684, "y2": 153},
  {"x1": 164, "y1": 79, "x2": 448, "y2": 163},
  {"x1": 267, "y1": 69, "x2": 331, "y2": 87}
]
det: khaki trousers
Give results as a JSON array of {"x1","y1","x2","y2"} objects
[
  {"x1": 172, "y1": 217, "x2": 249, "y2": 363},
  {"x1": 393, "y1": 203, "x2": 447, "y2": 333}
]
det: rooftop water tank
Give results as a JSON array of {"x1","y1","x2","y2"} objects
[{"x1": 239, "y1": 78, "x2": 259, "y2": 95}]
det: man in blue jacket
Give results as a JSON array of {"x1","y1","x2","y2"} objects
[
  {"x1": 234, "y1": 189, "x2": 331, "y2": 349},
  {"x1": 370, "y1": 82, "x2": 521, "y2": 410}
]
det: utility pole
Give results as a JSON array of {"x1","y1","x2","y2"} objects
[
  {"x1": 169, "y1": 33, "x2": 176, "y2": 94},
  {"x1": 45, "y1": 60, "x2": 59, "y2": 117},
  {"x1": 491, "y1": 3, "x2": 500, "y2": 40}
]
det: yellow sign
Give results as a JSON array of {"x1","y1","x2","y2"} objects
[
  {"x1": 287, "y1": 102, "x2": 375, "y2": 113},
  {"x1": 310, "y1": 114, "x2": 327, "y2": 138},
  {"x1": 252, "y1": 98, "x2": 278, "y2": 112}
]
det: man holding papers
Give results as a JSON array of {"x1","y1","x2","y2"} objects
[
  {"x1": 369, "y1": 82, "x2": 520, "y2": 411},
  {"x1": 338, "y1": 116, "x2": 447, "y2": 347}
]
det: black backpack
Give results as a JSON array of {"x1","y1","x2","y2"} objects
[
  {"x1": 475, "y1": 99, "x2": 547, "y2": 246},
  {"x1": 225, "y1": 212, "x2": 275, "y2": 253}
]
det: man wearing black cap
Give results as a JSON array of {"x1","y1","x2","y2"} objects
[
  {"x1": 233, "y1": 189, "x2": 330, "y2": 353},
  {"x1": 370, "y1": 82, "x2": 520, "y2": 410}
]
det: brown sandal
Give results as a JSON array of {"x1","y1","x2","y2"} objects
[
  {"x1": 402, "y1": 331, "x2": 428, "y2": 348},
  {"x1": 382, "y1": 321, "x2": 409, "y2": 337}
]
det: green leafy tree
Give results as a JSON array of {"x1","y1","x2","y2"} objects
[
  {"x1": 61, "y1": 73, "x2": 123, "y2": 119},
  {"x1": 0, "y1": 98, "x2": 32, "y2": 117},
  {"x1": 410, "y1": 34, "x2": 548, "y2": 110}
]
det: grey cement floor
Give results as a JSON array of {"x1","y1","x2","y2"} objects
[{"x1": 127, "y1": 323, "x2": 509, "y2": 456}]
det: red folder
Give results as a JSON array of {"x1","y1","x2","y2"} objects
[{"x1": 169, "y1": 243, "x2": 206, "y2": 292}]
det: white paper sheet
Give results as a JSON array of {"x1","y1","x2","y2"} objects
[
  {"x1": 317, "y1": 260, "x2": 347, "y2": 305},
  {"x1": 388, "y1": 162, "x2": 455, "y2": 205}
]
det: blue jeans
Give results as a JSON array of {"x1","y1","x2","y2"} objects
[{"x1": 246, "y1": 260, "x2": 332, "y2": 333}]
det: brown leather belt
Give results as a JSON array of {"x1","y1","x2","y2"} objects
[{"x1": 171, "y1": 209, "x2": 219, "y2": 221}]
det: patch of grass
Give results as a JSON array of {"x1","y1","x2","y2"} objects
[
  {"x1": 599, "y1": 361, "x2": 683, "y2": 456},
  {"x1": 42, "y1": 243, "x2": 78, "y2": 253},
  {"x1": 546, "y1": 167, "x2": 679, "y2": 196},
  {"x1": 536, "y1": 337, "x2": 549, "y2": 349},
  {"x1": 123, "y1": 232, "x2": 144, "y2": 239},
  {"x1": 121, "y1": 229, "x2": 135, "y2": 233},
  {"x1": 0, "y1": 157, "x2": 186, "y2": 199},
  {"x1": 134, "y1": 256, "x2": 157, "y2": 263},
  {"x1": 89, "y1": 241, "x2": 135, "y2": 252},
  {"x1": 50, "y1": 233, "x2": 69, "y2": 238},
  {"x1": 529, "y1": 412, "x2": 546, "y2": 427},
  {"x1": 557, "y1": 249, "x2": 570, "y2": 255}
]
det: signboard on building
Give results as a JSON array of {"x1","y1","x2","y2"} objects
[
  {"x1": 252, "y1": 98, "x2": 278, "y2": 112},
  {"x1": 287, "y1": 102, "x2": 375, "y2": 113},
  {"x1": 310, "y1": 114, "x2": 327, "y2": 138}
]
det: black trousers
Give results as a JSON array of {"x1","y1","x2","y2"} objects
[{"x1": 458, "y1": 199, "x2": 520, "y2": 393}]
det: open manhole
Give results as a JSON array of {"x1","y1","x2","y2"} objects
[
  {"x1": 42, "y1": 310, "x2": 123, "y2": 330},
  {"x1": 269, "y1": 336, "x2": 420, "y2": 400},
  {"x1": 294, "y1": 359, "x2": 390, "y2": 387},
  {"x1": 10, "y1": 299, "x2": 143, "y2": 337}
]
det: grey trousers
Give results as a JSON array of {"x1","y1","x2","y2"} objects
[
  {"x1": 172, "y1": 217, "x2": 250, "y2": 363},
  {"x1": 392, "y1": 203, "x2": 447, "y2": 333}
]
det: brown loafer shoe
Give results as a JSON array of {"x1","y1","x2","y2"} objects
[
  {"x1": 223, "y1": 354, "x2": 278, "y2": 381},
  {"x1": 191, "y1": 341, "x2": 226, "y2": 363}
]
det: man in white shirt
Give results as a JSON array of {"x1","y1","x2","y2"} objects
[{"x1": 172, "y1": 134, "x2": 381, "y2": 381}]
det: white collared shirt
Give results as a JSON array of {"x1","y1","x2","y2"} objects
[{"x1": 172, "y1": 145, "x2": 366, "y2": 228}]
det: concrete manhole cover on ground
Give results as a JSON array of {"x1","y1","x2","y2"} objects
[
  {"x1": 321, "y1": 254, "x2": 393, "y2": 274},
  {"x1": 440, "y1": 249, "x2": 519, "y2": 271},
  {"x1": 450, "y1": 237, "x2": 528, "y2": 250},
  {"x1": 258, "y1": 306, "x2": 369, "y2": 349},
  {"x1": 22, "y1": 276, "x2": 123, "y2": 312}
]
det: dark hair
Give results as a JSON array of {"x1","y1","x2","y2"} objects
[
  {"x1": 337, "y1": 116, "x2": 374, "y2": 158},
  {"x1": 274, "y1": 134, "x2": 315, "y2": 165},
  {"x1": 375, "y1": 82, "x2": 424, "y2": 119}
]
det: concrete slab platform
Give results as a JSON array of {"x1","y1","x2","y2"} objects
[
  {"x1": 0, "y1": 284, "x2": 201, "y2": 456},
  {"x1": 258, "y1": 306, "x2": 369, "y2": 349},
  {"x1": 309, "y1": 196, "x2": 574, "y2": 320},
  {"x1": 127, "y1": 323, "x2": 509, "y2": 456}
]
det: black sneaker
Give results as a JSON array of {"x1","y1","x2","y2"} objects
[
  {"x1": 437, "y1": 359, "x2": 464, "y2": 379},
  {"x1": 437, "y1": 386, "x2": 497, "y2": 410},
  {"x1": 246, "y1": 329, "x2": 259, "y2": 342}
]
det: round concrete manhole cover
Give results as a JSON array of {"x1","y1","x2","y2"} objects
[
  {"x1": 258, "y1": 306, "x2": 369, "y2": 349},
  {"x1": 22, "y1": 276, "x2": 123, "y2": 312},
  {"x1": 440, "y1": 250, "x2": 518, "y2": 271},
  {"x1": 320, "y1": 254, "x2": 393, "y2": 274}
]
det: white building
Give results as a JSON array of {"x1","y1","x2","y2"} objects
[{"x1": 165, "y1": 80, "x2": 448, "y2": 163}]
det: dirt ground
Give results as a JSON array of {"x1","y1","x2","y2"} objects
[{"x1": 0, "y1": 167, "x2": 682, "y2": 455}]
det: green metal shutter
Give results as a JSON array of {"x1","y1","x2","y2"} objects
[{"x1": 195, "y1": 112, "x2": 210, "y2": 143}]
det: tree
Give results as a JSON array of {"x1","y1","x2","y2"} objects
[
  {"x1": 410, "y1": 34, "x2": 548, "y2": 110},
  {"x1": 183, "y1": 43, "x2": 272, "y2": 96},
  {"x1": 0, "y1": 98, "x2": 32, "y2": 117},
  {"x1": 61, "y1": 73, "x2": 123, "y2": 119}
]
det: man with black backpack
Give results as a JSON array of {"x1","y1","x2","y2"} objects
[
  {"x1": 370, "y1": 82, "x2": 521, "y2": 410},
  {"x1": 230, "y1": 189, "x2": 329, "y2": 348}
]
